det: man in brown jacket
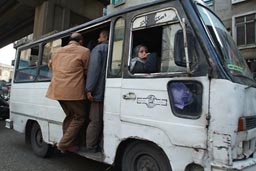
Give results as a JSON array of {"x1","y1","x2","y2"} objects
[{"x1": 46, "y1": 32, "x2": 90, "y2": 152}]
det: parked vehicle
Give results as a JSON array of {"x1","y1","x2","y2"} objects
[{"x1": 0, "y1": 95, "x2": 9, "y2": 119}]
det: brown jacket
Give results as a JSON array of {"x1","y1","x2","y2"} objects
[{"x1": 46, "y1": 41, "x2": 90, "y2": 100}]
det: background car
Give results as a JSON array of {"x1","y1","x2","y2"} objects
[{"x1": 0, "y1": 95, "x2": 9, "y2": 119}]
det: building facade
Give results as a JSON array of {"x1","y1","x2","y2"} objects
[
  {"x1": 32, "y1": 0, "x2": 106, "y2": 40},
  {"x1": 15, "y1": 0, "x2": 108, "y2": 47},
  {"x1": 0, "y1": 63, "x2": 13, "y2": 82}
]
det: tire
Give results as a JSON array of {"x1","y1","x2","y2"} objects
[
  {"x1": 31, "y1": 123, "x2": 52, "y2": 158},
  {"x1": 122, "y1": 142, "x2": 172, "y2": 171}
]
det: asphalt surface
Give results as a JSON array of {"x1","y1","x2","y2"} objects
[{"x1": 0, "y1": 119, "x2": 114, "y2": 171}]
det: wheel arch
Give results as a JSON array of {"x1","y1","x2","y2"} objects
[
  {"x1": 103, "y1": 122, "x2": 174, "y2": 167},
  {"x1": 114, "y1": 138, "x2": 172, "y2": 170},
  {"x1": 25, "y1": 119, "x2": 50, "y2": 144},
  {"x1": 30, "y1": 120, "x2": 53, "y2": 158},
  {"x1": 25, "y1": 119, "x2": 37, "y2": 144}
]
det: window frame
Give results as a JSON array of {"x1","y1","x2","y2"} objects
[
  {"x1": 107, "y1": 16, "x2": 126, "y2": 78},
  {"x1": 111, "y1": 0, "x2": 125, "y2": 6},
  {"x1": 37, "y1": 39, "x2": 63, "y2": 82},
  {"x1": 14, "y1": 44, "x2": 41, "y2": 83},
  {"x1": 202, "y1": 0, "x2": 213, "y2": 6},
  {"x1": 125, "y1": 7, "x2": 192, "y2": 78},
  {"x1": 167, "y1": 80, "x2": 203, "y2": 119},
  {"x1": 231, "y1": 0, "x2": 247, "y2": 4},
  {"x1": 232, "y1": 11, "x2": 256, "y2": 49}
]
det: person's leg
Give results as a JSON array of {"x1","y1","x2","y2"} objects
[
  {"x1": 80, "y1": 99, "x2": 91, "y2": 146},
  {"x1": 58, "y1": 100, "x2": 86, "y2": 150},
  {"x1": 86, "y1": 101, "x2": 103, "y2": 150},
  {"x1": 58, "y1": 101, "x2": 72, "y2": 134}
]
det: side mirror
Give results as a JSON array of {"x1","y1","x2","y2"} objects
[{"x1": 174, "y1": 29, "x2": 195, "y2": 68}]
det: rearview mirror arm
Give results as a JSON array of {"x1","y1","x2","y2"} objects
[{"x1": 182, "y1": 18, "x2": 191, "y2": 73}]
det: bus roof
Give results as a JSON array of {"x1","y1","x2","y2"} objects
[{"x1": 18, "y1": 0, "x2": 172, "y2": 49}]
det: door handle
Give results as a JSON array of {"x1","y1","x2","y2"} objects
[{"x1": 123, "y1": 92, "x2": 136, "y2": 100}]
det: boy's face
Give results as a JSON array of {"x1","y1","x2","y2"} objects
[{"x1": 138, "y1": 46, "x2": 148, "y2": 59}]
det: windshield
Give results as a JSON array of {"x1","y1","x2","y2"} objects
[{"x1": 196, "y1": 4, "x2": 254, "y2": 82}]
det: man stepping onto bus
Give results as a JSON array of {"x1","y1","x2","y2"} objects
[
  {"x1": 46, "y1": 32, "x2": 90, "y2": 153},
  {"x1": 85, "y1": 30, "x2": 109, "y2": 153}
]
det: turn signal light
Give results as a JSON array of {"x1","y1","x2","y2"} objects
[{"x1": 238, "y1": 117, "x2": 246, "y2": 132}]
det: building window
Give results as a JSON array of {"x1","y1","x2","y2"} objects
[
  {"x1": 111, "y1": 0, "x2": 125, "y2": 6},
  {"x1": 235, "y1": 13, "x2": 256, "y2": 46}
]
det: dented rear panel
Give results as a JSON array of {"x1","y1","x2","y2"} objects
[{"x1": 209, "y1": 79, "x2": 256, "y2": 170}]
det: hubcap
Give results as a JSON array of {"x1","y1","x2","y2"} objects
[
  {"x1": 35, "y1": 129, "x2": 43, "y2": 147},
  {"x1": 136, "y1": 155, "x2": 160, "y2": 171}
]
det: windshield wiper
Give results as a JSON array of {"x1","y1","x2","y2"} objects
[
  {"x1": 233, "y1": 74, "x2": 255, "y2": 82},
  {"x1": 232, "y1": 74, "x2": 256, "y2": 89},
  {"x1": 245, "y1": 84, "x2": 256, "y2": 89}
]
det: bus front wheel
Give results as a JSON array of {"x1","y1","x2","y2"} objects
[
  {"x1": 122, "y1": 141, "x2": 172, "y2": 171},
  {"x1": 31, "y1": 123, "x2": 52, "y2": 158}
]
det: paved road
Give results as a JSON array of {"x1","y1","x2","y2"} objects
[{"x1": 0, "y1": 119, "x2": 115, "y2": 171}]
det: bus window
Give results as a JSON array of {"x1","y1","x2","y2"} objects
[
  {"x1": 38, "y1": 39, "x2": 62, "y2": 81},
  {"x1": 108, "y1": 17, "x2": 125, "y2": 77},
  {"x1": 129, "y1": 9, "x2": 198, "y2": 75},
  {"x1": 161, "y1": 24, "x2": 187, "y2": 72},
  {"x1": 15, "y1": 46, "x2": 39, "y2": 82},
  {"x1": 168, "y1": 81, "x2": 202, "y2": 119}
]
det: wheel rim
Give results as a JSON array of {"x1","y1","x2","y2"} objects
[
  {"x1": 135, "y1": 154, "x2": 160, "y2": 171},
  {"x1": 35, "y1": 129, "x2": 43, "y2": 148}
]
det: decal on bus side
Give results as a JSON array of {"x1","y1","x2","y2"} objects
[{"x1": 137, "y1": 95, "x2": 167, "y2": 108}]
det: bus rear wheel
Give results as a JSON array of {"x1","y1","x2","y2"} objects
[
  {"x1": 122, "y1": 142, "x2": 172, "y2": 171},
  {"x1": 31, "y1": 123, "x2": 52, "y2": 158}
]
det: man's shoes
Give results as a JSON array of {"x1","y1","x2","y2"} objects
[
  {"x1": 57, "y1": 145, "x2": 79, "y2": 153},
  {"x1": 80, "y1": 146, "x2": 98, "y2": 153},
  {"x1": 66, "y1": 146, "x2": 79, "y2": 153}
]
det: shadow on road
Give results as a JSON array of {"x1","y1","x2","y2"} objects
[{"x1": 0, "y1": 120, "x2": 119, "y2": 171}]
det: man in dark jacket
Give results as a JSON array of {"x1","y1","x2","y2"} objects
[{"x1": 85, "y1": 30, "x2": 108, "y2": 152}]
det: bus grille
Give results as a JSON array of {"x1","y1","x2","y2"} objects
[{"x1": 245, "y1": 116, "x2": 256, "y2": 130}]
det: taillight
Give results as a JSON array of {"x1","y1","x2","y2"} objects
[
  {"x1": 238, "y1": 117, "x2": 246, "y2": 132},
  {"x1": 237, "y1": 116, "x2": 256, "y2": 132}
]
